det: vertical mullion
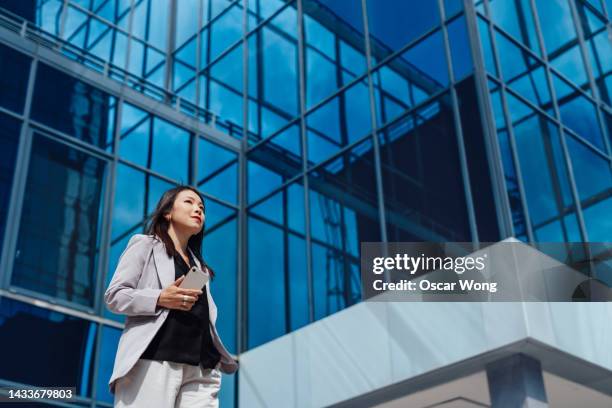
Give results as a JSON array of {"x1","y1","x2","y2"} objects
[
  {"x1": 360, "y1": 0, "x2": 388, "y2": 250},
  {"x1": 238, "y1": 0, "x2": 248, "y2": 355},
  {"x1": 439, "y1": 0, "x2": 480, "y2": 246},
  {"x1": 297, "y1": 0, "x2": 314, "y2": 325},
  {"x1": 463, "y1": 0, "x2": 515, "y2": 238}
]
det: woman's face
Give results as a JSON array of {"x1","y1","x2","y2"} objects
[{"x1": 166, "y1": 189, "x2": 205, "y2": 235}]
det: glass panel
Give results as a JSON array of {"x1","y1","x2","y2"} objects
[
  {"x1": 380, "y1": 94, "x2": 472, "y2": 241},
  {"x1": 566, "y1": 135, "x2": 612, "y2": 241},
  {"x1": 306, "y1": 78, "x2": 371, "y2": 167},
  {"x1": 204, "y1": 213, "x2": 238, "y2": 353},
  {"x1": 176, "y1": 0, "x2": 201, "y2": 48},
  {"x1": 552, "y1": 73, "x2": 605, "y2": 150},
  {"x1": 32, "y1": 64, "x2": 115, "y2": 152},
  {"x1": 366, "y1": 0, "x2": 440, "y2": 60},
  {"x1": 12, "y1": 134, "x2": 108, "y2": 307},
  {"x1": 303, "y1": 0, "x2": 367, "y2": 109},
  {"x1": 586, "y1": 29, "x2": 612, "y2": 106},
  {"x1": 118, "y1": 102, "x2": 150, "y2": 167},
  {"x1": 534, "y1": 0, "x2": 578, "y2": 57},
  {"x1": 247, "y1": 217, "x2": 286, "y2": 348},
  {"x1": 173, "y1": 37, "x2": 197, "y2": 94},
  {"x1": 201, "y1": 1, "x2": 243, "y2": 66},
  {"x1": 488, "y1": 0, "x2": 541, "y2": 54},
  {"x1": 372, "y1": 30, "x2": 448, "y2": 128},
  {"x1": 22, "y1": 0, "x2": 63, "y2": 34},
  {"x1": 247, "y1": 5, "x2": 300, "y2": 142},
  {"x1": 0, "y1": 298, "x2": 95, "y2": 396},
  {"x1": 0, "y1": 44, "x2": 31, "y2": 114},
  {"x1": 289, "y1": 234, "x2": 308, "y2": 330},
  {"x1": 447, "y1": 16, "x2": 473, "y2": 81},
  {"x1": 250, "y1": 178, "x2": 305, "y2": 234},
  {"x1": 508, "y1": 95, "x2": 580, "y2": 241},
  {"x1": 197, "y1": 137, "x2": 239, "y2": 204},
  {"x1": 96, "y1": 326, "x2": 121, "y2": 403},
  {"x1": 550, "y1": 44, "x2": 590, "y2": 93},
  {"x1": 151, "y1": 118, "x2": 190, "y2": 183},
  {"x1": 247, "y1": 0, "x2": 290, "y2": 28},
  {"x1": 477, "y1": 16, "x2": 498, "y2": 76},
  {"x1": 0, "y1": 114, "x2": 21, "y2": 254},
  {"x1": 456, "y1": 78, "x2": 500, "y2": 241},
  {"x1": 445, "y1": 0, "x2": 463, "y2": 17},
  {"x1": 200, "y1": 44, "x2": 244, "y2": 137},
  {"x1": 494, "y1": 30, "x2": 552, "y2": 113},
  {"x1": 247, "y1": 122, "x2": 302, "y2": 203}
]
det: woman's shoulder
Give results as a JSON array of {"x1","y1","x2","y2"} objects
[{"x1": 126, "y1": 233, "x2": 158, "y2": 249}]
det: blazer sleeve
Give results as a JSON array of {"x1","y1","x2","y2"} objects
[{"x1": 104, "y1": 234, "x2": 163, "y2": 316}]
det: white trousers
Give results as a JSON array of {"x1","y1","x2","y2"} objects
[{"x1": 114, "y1": 359, "x2": 222, "y2": 408}]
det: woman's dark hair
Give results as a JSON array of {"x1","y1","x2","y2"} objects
[{"x1": 145, "y1": 185, "x2": 214, "y2": 279}]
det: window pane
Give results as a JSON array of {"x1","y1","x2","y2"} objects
[
  {"x1": 0, "y1": 297, "x2": 96, "y2": 397},
  {"x1": 552, "y1": 73, "x2": 605, "y2": 150},
  {"x1": 200, "y1": 44, "x2": 244, "y2": 137},
  {"x1": 12, "y1": 134, "x2": 108, "y2": 307},
  {"x1": 247, "y1": 122, "x2": 302, "y2": 204},
  {"x1": 494, "y1": 30, "x2": 552, "y2": 114},
  {"x1": 372, "y1": 30, "x2": 448, "y2": 127},
  {"x1": 447, "y1": 16, "x2": 473, "y2": 81},
  {"x1": 306, "y1": 78, "x2": 371, "y2": 166},
  {"x1": 303, "y1": 0, "x2": 367, "y2": 108},
  {"x1": 204, "y1": 213, "x2": 238, "y2": 353},
  {"x1": 488, "y1": 0, "x2": 541, "y2": 54},
  {"x1": 0, "y1": 44, "x2": 31, "y2": 114},
  {"x1": 566, "y1": 135, "x2": 612, "y2": 241},
  {"x1": 96, "y1": 326, "x2": 121, "y2": 403},
  {"x1": 508, "y1": 95, "x2": 580, "y2": 241},
  {"x1": 247, "y1": 6, "x2": 300, "y2": 142},
  {"x1": 197, "y1": 138, "x2": 239, "y2": 204},
  {"x1": 151, "y1": 118, "x2": 190, "y2": 183},
  {"x1": 366, "y1": 0, "x2": 440, "y2": 59},
  {"x1": 0, "y1": 114, "x2": 21, "y2": 253},
  {"x1": 380, "y1": 94, "x2": 471, "y2": 241},
  {"x1": 247, "y1": 217, "x2": 286, "y2": 348},
  {"x1": 534, "y1": 0, "x2": 578, "y2": 57},
  {"x1": 32, "y1": 64, "x2": 115, "y2": 152}
]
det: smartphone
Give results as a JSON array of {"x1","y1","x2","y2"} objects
[{"x1": 179, "y1": 266, "x2": 209, "y2": 290}]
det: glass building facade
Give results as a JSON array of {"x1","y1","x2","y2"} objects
[{"x1": 0, "y1": 0, "x2": 610, "y2": 406}]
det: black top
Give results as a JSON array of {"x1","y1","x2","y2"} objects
[{"x1": 140, "y1": 250, "x2": 221, "y2": 368}]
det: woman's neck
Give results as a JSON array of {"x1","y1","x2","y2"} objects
[{"x1": 167, "y1": 224, "x2": 190, "y2": 255}]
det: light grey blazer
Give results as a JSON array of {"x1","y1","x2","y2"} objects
[{"x1": 104, "y1": 233, "x2": 239, "y2": 394}]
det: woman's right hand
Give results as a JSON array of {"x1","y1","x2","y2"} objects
[{"x1": 156, "y1": 275, "x2": 203, "y2": 311}]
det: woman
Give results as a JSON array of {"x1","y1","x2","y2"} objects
[{"x1": 105, "y1": 185, "x2": 238, "y2": 407}]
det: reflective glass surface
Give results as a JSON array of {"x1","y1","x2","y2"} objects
[
  {"x1": 566, "y1": 135, "x2": 612, "y2": 241},
  {"x1": 247, "y1": 4, "x2": 300, "y2": 143},
  {"x1": 0, "y1": 297, "x2": 96, "y2": 396},
  {"x1": 96, "y1": 325, "x2": 121, "y2": 403},
  {"x1": 380, "y1": 94, "x2": 471, "y2": 242},
  {"x1": 0, "y1": 114, "x2": 21, "y2": 254},
  {"x1": 366, "y1": 0, "x2": 440, "y2": 60},
  {"x1": 0, "y1": 44, "x2": 31, "y2": 114},
  {"x1": 488, "y1": 0, "x2": 541, "y2": 54},
  {"x1": 306, "y1": 78, "x2": 371, "y2": 166},
  {"x1": 12, "y1": 133, "x2": 108, "y2": 307},
  {"x1": 203, "y1": 207, "x2": 238, "y2": 353},
  {"x1": 372, "y1": 30, "x2": 448, "y2": 128},
  {"x1": 197, "y1": 138, "x2": 239, "y2": 205},
  {"x1": 32, "y1": 64, "x2": 115, "y2": 152},
  {"x1": 303, "y1": 0, "x2": 367, "y2": 109}
]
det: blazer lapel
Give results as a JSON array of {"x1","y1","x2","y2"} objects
[{"x1": 152, "y1": 238, "x2": 174, "y2": 289}]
